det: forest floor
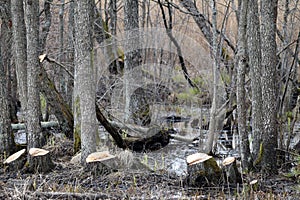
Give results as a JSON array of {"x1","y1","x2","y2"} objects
[{"x1": 0, "y1": 130, "x2": 299, "y2": 199}]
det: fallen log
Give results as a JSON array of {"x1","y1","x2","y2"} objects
[
  {"x1": 95, "y1": 104, "x2": 176, "y2": 152},
  {"x1": 11, "y1": 121, "x2": 59, "y2": 130},
  {"x1": 125, "y1": 129, "x2": 176, "y2": 152}
]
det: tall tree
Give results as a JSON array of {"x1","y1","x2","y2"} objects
[
  {"x1": 11, "y1": 0, "x2": 28, "y2": 114},
  {"x1": 0, "y1": 3, "x2": 14, "y2": 154},
  {"x1": 66, "y1": 0, "x2": 75, "y2": 108},
  {"x1": 260, "y1": 0, "x2": 279, "y2": 175},
  {"x1": 236, "y1": 0, "x2": 251, "y2": 170},
  {"x1": 205, "y1": 0, "x2": 225, "y2": 154},
  {"x1": 24, "y1": 0, "x2": 43, "y2": 150},
  {"x1": 247, "y1": 0, "x2": 263, "y2": 167},
  {"x1": 73, "y1": 0, "x2": 97, "y2": 163},
  {"x1": 124, "y1": 0, "x2": 141, "y2": 121}
]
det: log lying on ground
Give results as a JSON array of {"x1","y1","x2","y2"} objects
[
  {"x1": 11, "y1": 121, "x2": 59, "y2": 130},
  {"x1": 28, "y1": 148, "x2": 55, "y2": 173},
  {"x1": 125, "y1": 129, "x2": 176, "y2": 152},
  {"x1": 95, "y1": 104, "x2": 175, "y2": 152},
  {"x1": 110, "y1": 120, "x2": 194, "y2": 143},
  {"x1": 186, "y1": 152, "x2": 222, "y2": 187}
]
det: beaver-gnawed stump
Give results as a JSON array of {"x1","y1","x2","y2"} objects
[
  {"x1": 28, "y1": 148, "x2": 55, "y2": 173},
  {"x1": 186, "y1": 152, "x2": 222, "y2": 187},
  {"x1": 222, "y1": 156, "x2": 242, "y2": 185},
  {"x1": 85, "y1": 151, "x2": 116, "y2": 176}
]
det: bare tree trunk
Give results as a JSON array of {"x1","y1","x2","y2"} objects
[
  {"x1": 260, "y1": 0, "x2": 279, "y2": 175},
  {"x1": 24, "y1": 0, "x2": 45, "y2": 172},
  {"x1": 66, "y1": 1, "x2": 75, "y2": 108},
  {"x1": 0, "y1": 1, "x2": 18, "y2": 124},
  {"x1": 124, "y1": 0, "x2": 141, "y2": 121},
  {"x1": 11, "y1": 0, "x2": 28, "y2": 115},
  {"x1": 247, "y1": 0, "x2": 263, "y2": 167},
  {"x1": 179, "y1": 0, "x2": 212, "y2": 45},
  {"x1": 0, "y1": 14, "x2": 15, "y2": 154},
  {"x1": 74, "y1": 0, "x2": 97, "y2": 164},
  {"x1": 109, "y1": 0, "x2": 117, "y2": 36},
  {"x1": 59, "y1": 0, "x2": 66, "y2": 95},
  {"x1": 205, "y1": 0, "x2": 224, "y2": 154},
  {"x1": 236, "y1": 0, "x2": 251, "y2": 170}
]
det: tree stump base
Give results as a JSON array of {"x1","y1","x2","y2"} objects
[
  {"x1": 3, "y1": 149, "x2": 26, "y2": 171},
  {"x1": 29, "y1": 154, "x2": 55, "y2": 173},
  {"x1": 186, "y1": 153, "x2": 222, "y2": 187},
  {"x1": 28, "y1": 148, "x2": 55, "y2": 173},
  {"x1": 85, "y1": 162, "x2": 114, "y2": 176},
  {"x1": 222, "y1": 157, "x2": 242, "y2": 185},
  {"x1": 85, "y1": 151, "x2": 116, "y2": 176}
]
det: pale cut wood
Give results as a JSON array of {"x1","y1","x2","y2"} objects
[
  {"x1": 3, "y1": 149, "x2": 26, "y2": 164},
  {"x1": 186, "y1": 152, "x2": 212, "y2": 165},
  {"x1": 29, "y1": 148, "x2": 49, "y2": 156},
  {"x1": 86, "y1": 151, "x2": 115, "y2": 163}
]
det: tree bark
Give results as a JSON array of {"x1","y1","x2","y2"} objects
[
  {"x1": 260, "y1": 0, "x2": 279, "y2": 175},
  {"x1": 74, "y1": 0, "x2": 97, "y2": 164},
  {"x1": 38, "y1": 69, "x2": 73, "y2": 139},
  {"x1": 11, "y1": 0, "x2": 28, "y2": 114},
  {"x1": 236, "y1": 0, "x2": 251, "y2": 170},
  {"x1": 124, "y1": 0, "x2": 141, "y2": 121},
  {"x1": 179, "y1": 0, "x2": 212, "y2": 45},
  {"x1": 205, "y1": 0, "x2": 224, "y2": 154},
  {"x1": 247, "y1": 0, "x2": 263, "y2": 166},
  {"x1": 24, "y1": 0, "x2": 43, "y2": 149},
  {"x1": 0, "y1": 20, "x2": 15, "y2": 154},
  {"x1": 66, "y1": 1, "x2": 75, "y2": 108}
]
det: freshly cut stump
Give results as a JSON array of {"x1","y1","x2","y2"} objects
[
  {"x1": 3, "y1": 149, "x2": 26, "y2": 171},
  {"x1": 222, "y1": 156, "x2": 242, "y2": 185},
  {"x1": 186, "y1": 152, "x2": 222, "y2": 187},
  {"x1": 29, "y1": 148, "x2": 55, "y2": 173},
  {"x1": 85, "y1": 151, "x2": 116, "y2": 176}
]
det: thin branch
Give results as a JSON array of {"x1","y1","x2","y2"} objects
[
  {"x1": 40, "y1": 54, "x2": 74, "y2": 79},
  {"x1": 158, "y1": 0, "x2": 200, "y2": 91},
  {"x1": 166, "y1": 0, "x2": 236, "y2": 52}
]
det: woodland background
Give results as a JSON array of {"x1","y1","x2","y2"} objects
[{"x1": 0, "y1": 0, "x2": 300, "y2": 199}]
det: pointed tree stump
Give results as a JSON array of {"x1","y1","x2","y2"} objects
[{"x1": 28, "y1": 148, "x2": 55, "y2": 173}]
